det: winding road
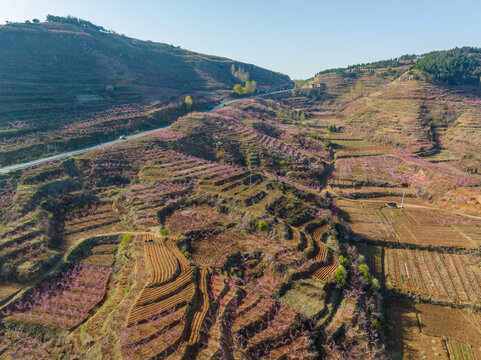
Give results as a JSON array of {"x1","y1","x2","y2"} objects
[{"x1": 0, "y1": 86, "x2": 294, "y2": 175}]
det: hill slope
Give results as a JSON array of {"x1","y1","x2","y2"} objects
[
  {"x1": 307, "y1": 49, "x2": 481, "y2": 164},
  {"x1": 0, "y1": 18, "x2": 292, "y2": 166}
]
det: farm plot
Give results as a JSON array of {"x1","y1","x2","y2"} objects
[
  {"x1": 187, "y1": 266, "x2": 211, "y2": 345},
  {"x1": 281, "y1": 279, "x2": 326, "y2": 319},
  {"x1": 312, "y1": 254, "x2": 340, "y2": 281},
  {"x1": 122, "y1": 321, "x2": 185, "y2": 359},
  {"x1": 265, "y1": 332, "x2": 314, "y2": 360},
  {"x1": 231, "y1": 289, "x2": 276, "y2": 334},
  {"x1": 123, "y1": 234, "x2": 196, "y2": 358},
  {"x1": 416, "y1": 303, "x2": 481, "y2": 350},
  {"x1": 335, "y1": 186, "x2": 416, "y2": 199},
  {"x1": 154, "y1": 150, "x2": 245, "y2": 182},
  {"x1": 446, "y1": 339, "x2": 480, "y2": 360},
  {"x1": 80, "y1": 243, "x2": 117, "y2": 267},
  {"x1": 191, "y1": 231, "x2": 282, "y2": 269},
  {"x1": 333, "y1": 141, "x2": 394, "y2": 158},
  {"x1": 0, "y1": 219, "x2": 61, "y2": 283},
  {"x1": 228, "y1": 288, "x2": 306, "y2": 357},
  {"x1": 394, "y1": 151, "x2": 481, "y2": 191},
  {"x1": 164, "y1": 206, "x2": 232, "y2": 234},
  {"x1": 325, "y1": 297, "x2": 356, "y2": 336},
  {"x1": 123, "y1": 179, "x2": 197, "y2": 227},
  {"x1": 199, "y1": 171, "x2": 275, "y2": 211},
  {"x1": 196, "y1": 275, "x2": 237, "y2": 359},
  {"x1": 191, "y1": 232, "x2": 245, "y2": 268},
  {"x1": 232, "y1": 124, "x2": 317, "y2": 163},
  {"x1": 143, "y1": 236, "x2": 180, "y2": 286},
  {"x1": 63, "y1": 201, "x2": 124, "y2": 249},
  {"x1": 3, "y1": 264, "x2": 112, "y2": 330},
  {"x1": 384, "y1": 300, "x2": 450, "y2": 360},
  {"x1": 336, "y1": 200, "x2": 398, "y2": 243},
  {"x1": 0, "y1": 237, "x2": 60, "y2": 283},
  {"x1": 382, "y1": 207, "x2": 478, "y2": 248},
  {"x1": 127, "y1": 235, "x2": 194, "y2": 325},
  {"x1": 384, "y1": 248, "x2": 481, "y2": 304},
  {"x1": 337, "y1": 198, "x2": 478, "y2": 248},
  {"x1": 333, "y1": 155, "x2": 410, "y2": 185},
  {"x1": 310, "y1": 224, "x2": 328, "y2": 262},
  {"x1": 244, "y1": 304, "x2": 299, "y2": 359},
  {"x1": 385, "y1": 299, "x2": 481, "y2": 360}
]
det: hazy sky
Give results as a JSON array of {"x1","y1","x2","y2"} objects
[{"x1": 2, "y1": 0, "x2": 481, "y2": 79}]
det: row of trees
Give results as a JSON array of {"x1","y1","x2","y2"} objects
[
  {"x1": 233, "y1": 80, "x2": 257, "y2": 95},
  {"x1": 316, "y1": 54, "x2": 417, "y2": 76},
  {"x1": 45, "y1": 15, "x2": 113, "y2": 33},
  {"x1": 231, "y1": 64, "x2": 250, "y2": 82},
  {"x1": 276, "y1": 108, "x2": 306, "y2": 122},
  {"x1": 350, "y1": 80, "x2": 366, "y2": 97}
]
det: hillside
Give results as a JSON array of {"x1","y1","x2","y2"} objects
[
  {"x1": 0, "y1": 17, "x2": 292, "y2": 167},
  {"x1": 1, "y1": 43, "x2": 480, "y2": 359},
  {"x1": 1, "y1": 85, "x2": 480, "y2": 359},
  {"x1": 308, "y1": 49, "x2": 481, "y2": 164}
]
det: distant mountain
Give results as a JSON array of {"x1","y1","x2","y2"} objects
[
  {"x1": 313, "y1": 47, "x2": 481, "y2": 85},
  {"x1": 0, "y1": 16, "x2": 292, "y2": 166}
]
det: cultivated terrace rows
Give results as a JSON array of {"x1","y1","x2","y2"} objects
[
  {"x1": 315, "y1": 75, "x2": 481, "y2": 358},
  {"x1": 1, "y1": 87, "x2": 479, "y2": 359}
]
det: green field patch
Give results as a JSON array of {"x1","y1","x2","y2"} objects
[{"x1": 331, "y1": 139, "x2": 369, "y2": 148}]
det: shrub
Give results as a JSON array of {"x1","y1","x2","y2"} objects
[
  {"x1": 120, "y1": 233, "x2": 133, "y2": 247},
  {"x1": 258, "y1": 220, "x2": 267, "y2": 231},
  {"x1": 160, "y1": 227, "x2": 170, "y2": 236},
  {"x1": 183, "y1": 251, "x2": 192, "y2": 260},
  {"x1": 338, "y1": 255, "x2": 349, "y2": 267},
  {"x1": 359, "y1": 263, "x2": 371, "y2": 279},
  {"x1": 234, "y1": 84, "x2": 244, "y2": 95},
  {"x1": 334, "y1": 265, "x2": 347, "y2": 286}
]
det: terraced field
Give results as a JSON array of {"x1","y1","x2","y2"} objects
[
  {"x1": 63, "y1": 201, "x2": 125, "y2": 249},
  {"x1": 187, "y1": 266, "x2": 211, "y2": 345},
  {"x1": 127, "y1": 235, "x2": 193, "y2": 326},
  {"x1": 3, "y1": 63, "x2": 481, "y2": 359},
  {"x1": 2, "y1": 237, "x2": 118, "y2": 331}
]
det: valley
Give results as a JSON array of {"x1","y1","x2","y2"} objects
[{"x1": 0, "y1": 17, "x2": 481, "y2": 360}]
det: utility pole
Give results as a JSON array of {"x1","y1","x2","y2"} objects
[{"x1": 401, "y1": 189, "x2": 406, "y2": 210}]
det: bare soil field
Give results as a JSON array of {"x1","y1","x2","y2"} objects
[
  {"x1": 385, "y1": 299, "x2": 481, "y2": 360},
  {"x1": 337, "y1": 198, "x2": 481, "y2": 248}
]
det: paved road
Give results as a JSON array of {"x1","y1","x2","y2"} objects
[{"x1": 0, "y1": 86, "x2": 294, "y2": 175}]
